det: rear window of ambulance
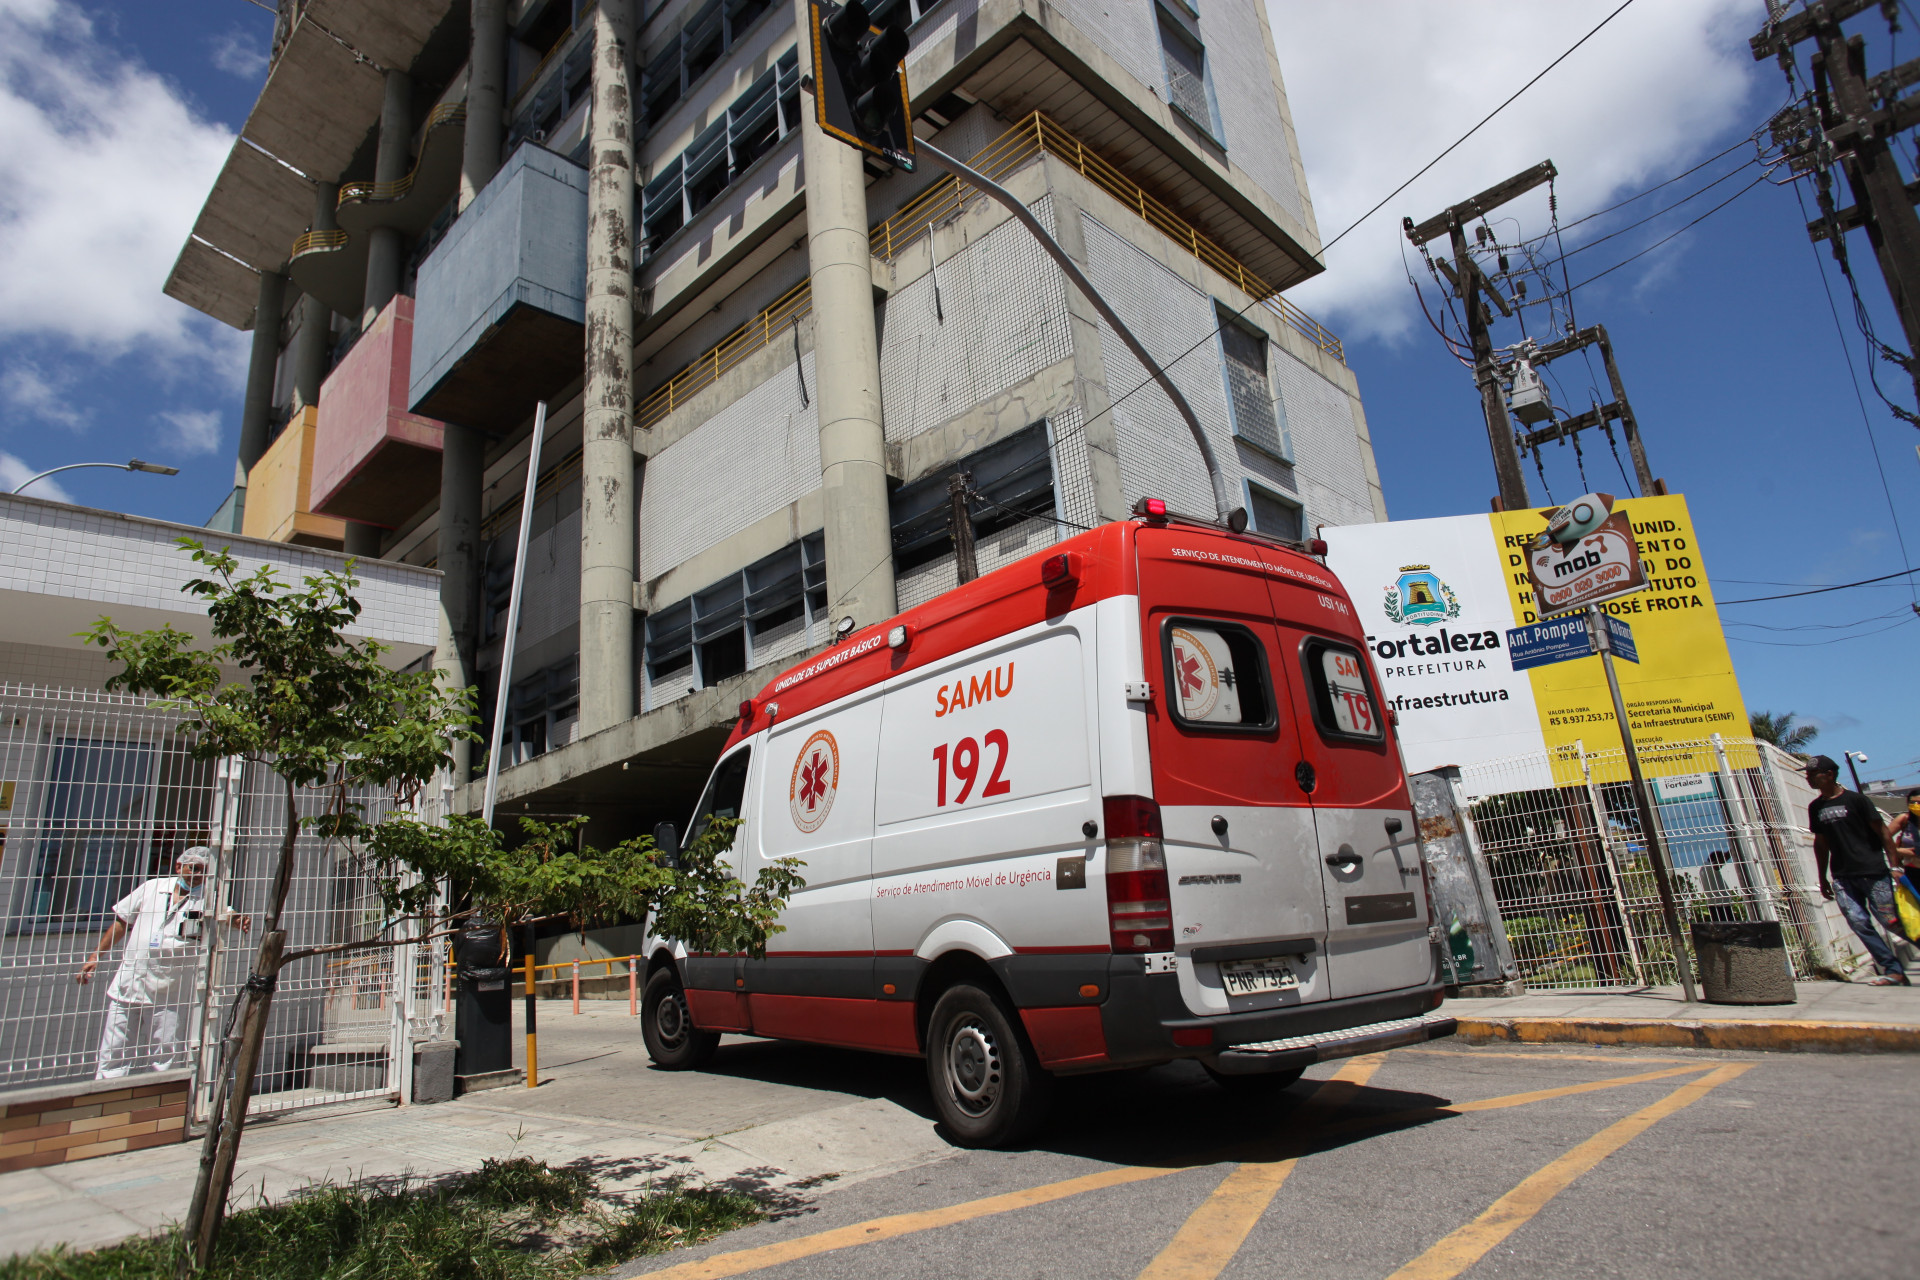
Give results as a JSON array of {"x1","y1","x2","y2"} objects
[
  {"x1": 1161, "y1": 619, "x2": 1276, "y2": 732},
  {"x1": 1303, "y1": 640, "x2": 1384, "y2": 742}
]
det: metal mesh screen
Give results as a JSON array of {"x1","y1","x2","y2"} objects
[{"x1": 1458, "y1": 736, "x2": 1831, "y2": 990}]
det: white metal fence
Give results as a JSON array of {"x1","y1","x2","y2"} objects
[
  {"x1": 1454, "y1": 734, "x2": 1849, "y2": 990},
  {"x1": 0, "y1": 683, "x2": 448, "y2": 1121}
]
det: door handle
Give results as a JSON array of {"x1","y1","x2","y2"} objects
[{"x1": 1324, "y1": 845, "x2": 1361, "y2": 869}]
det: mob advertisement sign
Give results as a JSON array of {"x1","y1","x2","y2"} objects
[{"x1": 1322, "y1": 494, "x2": 1748, "y2": 776}]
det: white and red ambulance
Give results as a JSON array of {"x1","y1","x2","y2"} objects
[{"x1": 640, "y1": 503, "x2": 1454, "y2": 1146}]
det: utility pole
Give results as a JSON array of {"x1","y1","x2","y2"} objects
[
  {"x1": 1407, "y1": 161, "x2": 1558, "y2": 511},
  {"x1": 948, "y1": 472, "x2": 978, "y2": 584},
  {"x1": 1755, "y1": 0, "x2": 1920, "y2": 414},
  {"x1": 1513, "y1": 324, "x2": 1660, "y2": 496}
]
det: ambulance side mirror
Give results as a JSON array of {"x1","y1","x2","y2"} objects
[{"x1": 653, "y1": 822, "x2": 681, "y2": 868}]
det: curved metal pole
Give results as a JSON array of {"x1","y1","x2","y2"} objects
[
  {"x1": 915, "y1": 140, "x2": 1234, "y2": 523},
  {"x1": 483, "y1": 401, "x2": 547, "y2": 829},
  {"x1": 12, "y1": 462, "x2": 133, "y2": 495}
]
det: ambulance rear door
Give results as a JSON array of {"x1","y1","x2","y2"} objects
[
  {"x1": 1135, "y1": 528, "x2": 1331, "y2": 1017},
  {"x1": 1257, "y1": 556, "x2": 1430, "y2": 1000}
]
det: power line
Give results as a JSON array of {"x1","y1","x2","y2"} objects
[
  {"x1": 1565, "y1": 175, "x2": 1767, "y2": 291},
  {"x1": 1723, "y1": 606, "x2": 1912, "y2": 630},
  {"x1": 1551, "y1": 159, "x2": 1759, "y2": 261},
  {"x1": 1316, "y1": 0, "x2": 1640, "y2": 258},
  {"x1": 1717, "y1": 565, "x2": 1920, "y2": 604},
  {"x1": 1519, "y1": 133, "x2": 1761, "y2": 246},
  {"x1": 1725, "y1": 616, "x2": 1915, "y2": 646}
]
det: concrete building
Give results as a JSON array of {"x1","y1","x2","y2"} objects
[{"x1": 168, "y1": 0, "x2": 1385, "y2": 837}]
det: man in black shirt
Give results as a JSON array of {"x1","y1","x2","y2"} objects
[{"x1": 1806, "y1": 755, "x2": 1913, "y2": 985}]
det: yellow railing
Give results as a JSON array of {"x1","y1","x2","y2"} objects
[
  {"x1": 631, "y1": 110, "x2": 1344, "y2": 431},
  {"x1": 338, "y1": 103, "x2": 469, "y2": 206},
  {"x1": 635, "y1": 276, "x2": 816, "y2": 430},
  {"x1": 290, "y1": 228, "x2": 348, "y2": 258}
]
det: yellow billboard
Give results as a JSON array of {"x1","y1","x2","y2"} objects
[{"x1": 1490, "y1": 493, "x2": 1748, "y2": 758}]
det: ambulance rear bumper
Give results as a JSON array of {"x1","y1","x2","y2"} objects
[{"x1": 1096, "y1": 960, "x2": 1452, "y2": 1072}]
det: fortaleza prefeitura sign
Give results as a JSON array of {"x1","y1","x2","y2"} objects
[{"x1": 1322, "y1": 493, "x2": 1748, "y2": 777}]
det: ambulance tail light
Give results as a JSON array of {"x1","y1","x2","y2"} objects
[
  {"x1": 1132, "y1": 497, "x2": 1169, "y2": 523},
  {"x1": 1308, "y1": 538, "x2": 1328, "y2": 557},
  {"x1": 1104, "y1": 795, "x2": 1171, "y2": 953},
  {"x1": 1041, "y1": 552, "x2": 1078, "y2": 586}
]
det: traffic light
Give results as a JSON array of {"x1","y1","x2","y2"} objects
[{"x1": 809, "y1": 0, "x2": 915, "y2": 171}]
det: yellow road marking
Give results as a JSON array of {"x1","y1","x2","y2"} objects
[
  {"x1": 1384, "y1": 1063, "x2": 1753, "y2": 1280},
  {"x1": 633, "y1": 1058, "x2": 1743, "y2": 1279},
  {"x1": 637, "y1": 1165, "x2": 1189, "y2": 1280},
  {"x1": 1132, "y1": 1055, "x2": 1387, "y2": 1280},
  {"x1": 1401, "y1": 1047, "x2": 1725, "y2": 1066}
]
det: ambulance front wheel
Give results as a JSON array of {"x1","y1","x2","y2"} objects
[
  {"x1": 642, "y1": 969, "x2": 719, "y2": 1070},
  {"x1": 926, "y1": 983, "x2": 1052, "y2": 1148}
]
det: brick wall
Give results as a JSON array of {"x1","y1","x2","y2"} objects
[{"x1": 0, "y1": 1070, "x2": 190, "y2": 1172}]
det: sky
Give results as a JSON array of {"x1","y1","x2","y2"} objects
[{"x1": 0, "y1": 0, "x2": 1914, "y2": 783}]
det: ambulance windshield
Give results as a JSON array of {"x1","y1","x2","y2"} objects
[
  {"x1": 686, "y1": 748, "x2": 751, "y2": 847},
  {"x1": 1163, "y1": 621, "x2": 1274, "y2": 731}
]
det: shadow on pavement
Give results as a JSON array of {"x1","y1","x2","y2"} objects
[{"x1": 692, "y1": 1039, "x2": 940, "y2": 1123}]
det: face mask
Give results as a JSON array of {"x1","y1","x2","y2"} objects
[
  {"x1": 1909, "y1": 805, "x2": 1920, "y2": 819},
  {"x1": 176, "y1": 877, "x2": 205, "y2": 898}
]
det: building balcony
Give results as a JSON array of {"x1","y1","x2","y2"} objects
[
  {"x1": 311, "y1": 295, "x2": 445, "y2": 528},
  {"x1": 409, "y1": 143, "x2": 588, "y2": 435},
  {"x1": 241, "y1": 406, "x2": 348, "y2": 549}
]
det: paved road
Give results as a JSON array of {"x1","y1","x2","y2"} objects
[{"x1": 595, "y1": 1037, "x2": 1919, "y2": 1280}]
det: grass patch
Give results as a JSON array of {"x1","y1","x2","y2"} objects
[{"x1": 0, "y1": 1158, "x2": 761, "y2": 1280}]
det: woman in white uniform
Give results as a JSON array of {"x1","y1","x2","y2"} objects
[{"x1": 74, "y1": 848, "x2": 250, "y2": 1078}]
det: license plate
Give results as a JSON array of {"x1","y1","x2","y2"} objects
[{"x1": 1219, "y1": 956, "x2": 1299, "y2": 995}]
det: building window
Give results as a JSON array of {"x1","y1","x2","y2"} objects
[
  {"x1": 1245, "y1": 481, "x2": 1303, "y2": 542},
  {"x1": 643, "y1": 46, "x2": 802, "y2": 255},
  {"x1": 645, "y1": 532, "x2": 827, "y2": 698},
  {"x1": 508, "y1": 26, "x2": 598, "y2": 155},
  {"x1": 1158, "y1": 10, "x2": 1217, "y2": 137},
  {"x1": 503, "y1": 657, "x2": 580, "y2": 764},
  {"x1": 639, "y1": 0, "x2": 784, "y2": 129},
  {"x1": 889, "y1": 422, "x2": 1057, "y2": 573},
  {"x1": 866, "y1": 0, "x2": 944, "y2": 25},
  {"x1": 1219, "y1": 309, "x2": 1290, "y2": 462}
]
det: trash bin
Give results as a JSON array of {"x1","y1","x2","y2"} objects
[
  {"x1": 1691, "y1": 921, "x2": 1795, "y2": 1005},
  {"x1": 454, "y1": 924, "x2": 513, "y2": 1080}
]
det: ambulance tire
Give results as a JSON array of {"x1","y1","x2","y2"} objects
[
  {"x1": 925, "y1": 983, "x2": 1052, "y2": 1148},
  {"x1": 1202, "y1": 1063, "x2": 1306, "y2": 1097},
  {"x1": 642, "y1": 969, "x2": 719, "y2": 1070}
]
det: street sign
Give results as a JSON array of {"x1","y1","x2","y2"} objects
[
  {"x1": 1602, "y1": 611, "x2": 1638, "y2": 663},
  {"x1": 1506, "y1": 615, "x2": 1593, "y2": 671},
  {"x1": 1505, "y1": 611, "x2": 1637, "y2": 671},
  {"x1": 1524, "y1": 492, "x2": 1647, "y2": 615},
  {"x1": 809, "y1": 0, "x2": 916, "y2": 171}
]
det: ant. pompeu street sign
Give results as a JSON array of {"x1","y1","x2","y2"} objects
[{"x1": 1524, "y1": 492, "x2": 1647, "y2": 616}]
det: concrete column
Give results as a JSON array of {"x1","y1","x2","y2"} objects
[
  {"x1": 292, "y1": 182, "x2": 339, "y2": 410},
  {"x1": 438, "y1": 423, "x2": 484, "y2": 782},
  {"x1": 461, "y1": 0, "x2": 508, "y2": 212},
  {"x1": 363, "y1": 70, "x2": 413, "y2": 329},
  {"x1": 578, "y1": 0, "x2": 637, "y2": 736},
  {"x1": 344, "y1": 523, "x2": 382, "y2": 559},
  {"x1": 238, "y1": 269, "x2": 286, "y2": 475},
  {"x1": 792, "y1": 0, "x2": 895, "y2": 629}
]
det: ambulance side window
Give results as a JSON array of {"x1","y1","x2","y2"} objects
[
  {"x1": 1160, "y1": 619, "x2": 1276, "y2": 732},
  {"x1": 1302, "y1": 641, "x2": 1384, "y2": 742},
  {"x1": 686, "y1": 748, "x2": 751, "y2": 848}
]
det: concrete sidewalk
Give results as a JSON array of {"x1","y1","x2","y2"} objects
[
  {"x1": 0, "y1": 1002, "x2": 954, "y2": 1259},
  {"x1": 1446, "y1": 980, "x2": 1920, "y2": 1052}
]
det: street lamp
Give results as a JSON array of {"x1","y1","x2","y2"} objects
[
  {"x1": 1845, "y1": 750, "x2": 1869, "y2": 792},
  {"x1": 11, "y1": 459, "x2": 180, "y2": 496}
]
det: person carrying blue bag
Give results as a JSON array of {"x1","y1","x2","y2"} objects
[{"x1": 1806, "y1": 758, "x2": 1918, "y2": 986}]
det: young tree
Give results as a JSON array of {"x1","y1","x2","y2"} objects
[{"x1": 84, "y1": 541, "x2": 804, "y2": 1273}]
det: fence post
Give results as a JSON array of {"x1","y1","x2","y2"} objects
[
  {"x1": 191, "y1": 754, "x2": 246, "y2": 1126},
  {"x1": 1711, "y1": 733, "x2": 1778, "y2": 924}
]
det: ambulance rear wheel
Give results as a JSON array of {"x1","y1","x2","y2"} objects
[
  {"x1": 642, "y1": 969, "x2": 719, "y2": 1070},
  {"x1": 926, "y1": 983, "x2": 1052, "y2": 1148}
]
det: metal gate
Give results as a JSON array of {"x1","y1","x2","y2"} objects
[
  {"x1": 1447, "y1": 734, "x2": 1854, "y2": 991},
  {"x1": 0, "y1": 682, "x2": 446, "y2": 1120}
]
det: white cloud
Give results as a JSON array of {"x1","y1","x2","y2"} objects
[
  {"x1": 1268, "y1": 0, "x2": 1764, "y2": 342},
  {"x1": 0, "y1": 2, "x2": 239, "y2": 358},
  {"x1": 209, "y1": 28, "x2": 266, "y2": 81},
  {"x1": 158, "y1": 408, "x2": 222, "y2": 456},
  {"x1": 0, "y1": 452, "x2": 73, "y2": 502},
  {"x1": 1, "y1": 362, "x2": 87, "y2": 430}
]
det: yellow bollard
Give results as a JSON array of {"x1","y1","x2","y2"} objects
[
  {"x1": 628, "y1": 956, "x2": 638, "y2": 1016},
  {"x1": 523, "y1": 952, "x2": 538, "y2": 1088},
  {"x1": 572, "y1": 960, "x2": 580, "y2": 1015}
]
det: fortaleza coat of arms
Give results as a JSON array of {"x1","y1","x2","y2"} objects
[{"x1": 1383, "y1": 565, "x2": 1461, "y2": 627}]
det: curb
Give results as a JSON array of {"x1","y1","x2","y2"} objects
[{"x1": 1452, "y1": 1015, "x2": 1920, "y2": 1055}]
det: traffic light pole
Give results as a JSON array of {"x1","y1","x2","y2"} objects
[
  {"x1": 794, "y1": 0, "x2": 896, "y2": 630},
  {"x1": 917, "y1": 140, "x2": 1234, "y2": 523}
]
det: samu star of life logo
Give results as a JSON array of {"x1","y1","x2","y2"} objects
[
  {"x1": 1169, "y1": 627, "x2": 1221, "y2": 720},
  {"x1": 788, "y1": 730, "x2": 840, "y2": 834}
]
